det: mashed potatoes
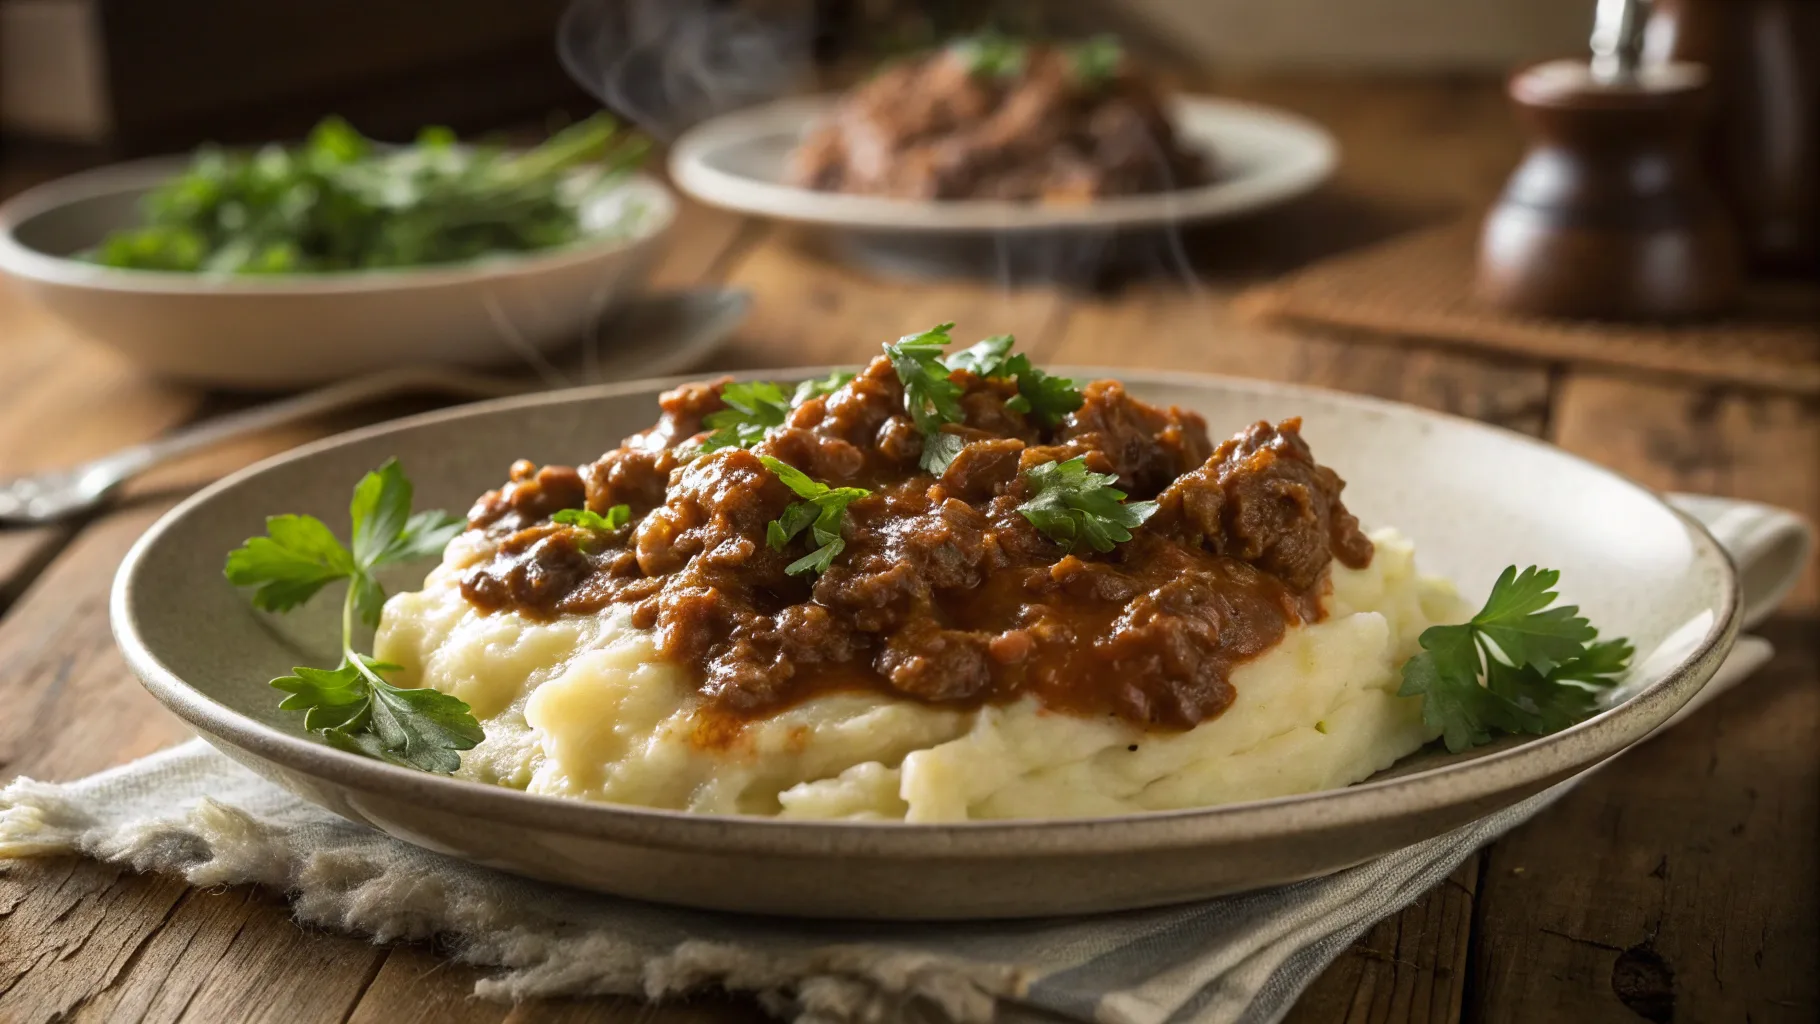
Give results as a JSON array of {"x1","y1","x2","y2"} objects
[{"x1": 375, "y1": 528, "x2": 1466, "y2": 821}]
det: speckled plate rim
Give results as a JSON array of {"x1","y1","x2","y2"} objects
[
  {"x1": 668, "y1": 94, "x2": 1337, "y2": 233},
  {"x1": 111, "y1": 369, "x2": 1740, "y2": 858}
]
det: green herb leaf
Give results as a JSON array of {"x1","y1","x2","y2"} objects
[
  {"x1": 758, "y1": 456, "x2": 870, "y2": 576},
  {"x1": 792, "y1": 370, "x2": 856, "y2": 405},
  {"x1": 952, "y1": 31, "x2": 1027, "y2": 78},
  {"x1": 1002, "y1": 354, "x2": 1083, "y2": 427},
  {"x1": 349, "y1": 459, "x2": 415, "y2": 566},
  {"x1": 1069, "y1": 35, "x2": 1123, "y2": 85},
  {"x1": 224, "y1": 514, "x2": 356, "y2": 613},
  {"x1": 380, "y1": 509, "x2": 466, "y2": 565},
  {"x1": 1016, "y1": 456, "x2": 1159, "y2": 553},
  {"x1": 943, "y1": 334, "x2": 1015, "y2": 378},
  {"x1": 921, "y1": 432, "x2": 967, "y2": 475},
  {"x1": 553, "y1": 504, "x2": 632, "y2": 531},
  {"x1": 1397, "y1": 567, "x2": 1632, "y2": 753},
  {"x1": 1468, "y1": 566, "x2": 1597, "y2": 673},
  {"x1": 86, "y1": 113, "x2": 647, "y2": 274},
  {"x1": 225, "y1": 461, "x2": 480, "y2": 773},
  {"x1": 885, "y1": 323, "x2": 969, "y2": 472},
  {"x1": 702, "y1": 380, "x2": 794, "y2": 451}
]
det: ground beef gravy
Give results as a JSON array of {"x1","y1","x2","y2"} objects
[{"x1": 458, "y1": 357, "x2": 1373, "y2": 731}]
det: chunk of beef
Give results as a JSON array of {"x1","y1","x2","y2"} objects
[
  {"x1": 1058, "y1": 380, "x2": 1213, "y2": 496},
  {"x1": 634, "y1": 449, "x2": 789, "y2": 577},
  {"x1": 876, "y1": 623, "x2": 995, "y2": 702},
  {"x1": 940, "y1": 438, "x2": 1024, "y2": 501},
  {"x1": 1154, "y1": 418, "x2": 1372, "y2": 591},
  {"x1": 467, "y1": 460, "x2": 587, "y2": 532},
  {"x1": 627, "y1": 378, "x2": 727, "y2": 452}
]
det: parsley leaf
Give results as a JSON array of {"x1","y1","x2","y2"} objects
[
  {"x1": 1397, "y1": 567, "x2": 1631, "y2": 753},
  {"x1": 938, "y1": 334, "x2": 1082, "y2": 428},
  {"x1": 1016, "y1": 456, "x2": 1159, "y2": 553},
  {"x1": 952, "y1": 31, "x2": 1027, "y2": 78},
  {"x1": 224, "y1": 460, "x2": 480, "y2": 773},
  {"x1": 1070, "y1": 35, "x2": 1123, "y2": 85},
  {"x1": 701, "y1": 380, "x2": 794, "y2": 452},
  {"x1": 87, "y1": 113, "x2": 648, "y2": 274},
  {"x1": 885, "y1": 323, "x2": 968, "y2": 472},
  {"x1": 792, "y1": 370, "x2": 855, "y2": 405},
  {"x1": 223, "y1": 513, "x2": 355, "y2": 613},
  {"x1": 553, "y1": 505, "x2": 631, "y2": 531},
  {"x1": 943, "y1": 334, "x2": 1015, "y2": 378},
  {"x1": 921, "y1": 432, "x2": 968, "y2": 476},
  {"x1": 1001, "y1": 353, "x2": 1083, "y2": 427},
  {"x1": 759, "y1": 455, "x2": 870, "y2": 576}
]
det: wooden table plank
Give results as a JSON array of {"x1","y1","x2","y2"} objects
[
  {"x1": 0, "y1": 279, "x2": 201, "y2": 605},
  {"x1": 1467, "y1": 617, "x2": 1819, "y2": 1024},
  {"x1": 1548, "y1": 374, "x2": 1820, "y2": 611}
]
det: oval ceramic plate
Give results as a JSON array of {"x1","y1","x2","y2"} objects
[
  {"x1": 112, "y1": 372, "x2": 1737, "y2": 920},
  {"x1": 668, "y1": 95, "x2": 1336, "y2": 233}
]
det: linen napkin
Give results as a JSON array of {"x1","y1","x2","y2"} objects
[{"x1": 1, "y1": 494, "x2": 1810, "y2": 1024}]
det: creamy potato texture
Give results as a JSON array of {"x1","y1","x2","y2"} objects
[{"x1": 374, "y1": 528, "x2": 1466, "y2": 821}]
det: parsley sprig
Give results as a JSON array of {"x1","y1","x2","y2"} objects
[
  {"x1": 759, "y1": 455, "x2": 871, "y2": 576},
  {"x1": 1016, "y1": 456, "x2": 1159, "y2": 553},
  {"x1": 697, "y1": 373, "x2": 861, "y2": 453},
  {"x1": 1070, "y1": 35, "x2": 1123, "y2": 85},
  {"x1": 888, "y1": 325, "x2": 1085, "y2": 473},
  {"x1": 952, "y1": 31, "x2": 1028, "y2": 78},
  {"x1": 224, "y1": 460, "x2": 481, "y2": 773},
  {"x1": 793, "y1": 370, "x2": 856, "y2": 405},
  {"x1": 553, "y1": 504, "x2": 631, "y2": 532},
  {"x1": 1398, "y1": 566, "x2": 1633, "y2": 753},
  {"x1": 701, "y1": 381, "x2": 793, "y2": 452}
]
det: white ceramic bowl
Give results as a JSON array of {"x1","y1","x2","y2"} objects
[
  {"x1": 0, "y1": 158, "x2": 676, "y2": 389},
  {"x1": 111, "y1": 370, "x2": 1739, "y2": 920},
  {"x1": 670, "y1": 94, "x2": 1336, "y2": 233}
]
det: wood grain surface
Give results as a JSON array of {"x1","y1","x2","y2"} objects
[{"x1": 0, "y1": 76, "x2": 1815, "y2": 1024}]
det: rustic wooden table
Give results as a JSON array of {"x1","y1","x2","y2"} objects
[{"x1": 1, "y1": 76, "x2": 1815, "y2": 1024}]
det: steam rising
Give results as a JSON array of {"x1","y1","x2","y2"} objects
[{"x1": 559, "y1": 0, "x2": 810, "y2": 141}]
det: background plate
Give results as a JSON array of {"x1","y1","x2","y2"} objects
[{"x1": 669, "y1": 95, "x2": 1338, "y2": 234}]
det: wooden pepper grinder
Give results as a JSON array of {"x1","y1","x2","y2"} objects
[{"x1": 1475, "y1": 0, "x2": 1742, "y2": 319}]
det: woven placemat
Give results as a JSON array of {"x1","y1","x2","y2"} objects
[{"x1": 1235, "y1": 220, "x2": 1820, "y2": 395}]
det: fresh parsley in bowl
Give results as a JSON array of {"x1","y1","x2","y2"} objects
[
  {"x1": 0, "y1": 114, "x2": 675, "y2": 387},
  {"x1": 86, "y1": 115, "x2": 649, "y2": 275}
]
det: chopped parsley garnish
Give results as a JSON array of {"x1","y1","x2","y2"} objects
[
  {"x1": 938, "y1": 333, "x2": 1082, "y2": 428},
  {"x1": 884, "y1": 326, "x2": 1084, "y2": 473},
  {"x1": 553, "y1": 504, "x2": 631, "y2": 532},
  {"x1": 1016, "y1": 456, "x2": 1158, "y2": 553},
  {"x1": 759, "y1": 455, "x2": 871, "y2": 576},
  {"x1": 701, "y1": 380, "x2": 794, "y2": 452},
  {"x1": 792, "y1": 370, "x2": 856, "y2": 405},
  {"x1": 1001, "y1": 353, "x2": 1083, "y2": 426},
  {"x1": 944, "y1": 334, "x2": 1016, "y2": 377},
  {"x1": 1070, "y1": 35, "x2": 1123, "y2": 85},
  {"x1": 698, "y1": 373, "x2": 860, "y2": 453},
  {"x1": 885, "y1": 322, "x2": 968, "y2": 472},
  {"x1": 224, "y1": 460, "x2": 480, "y2": 773},
  {"x1": 1398, "y1": 566, "x2": 1633, "y2": 753},
  {"x1": 952, "y1": 31, "x2": 1027, "y2": 78}
]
